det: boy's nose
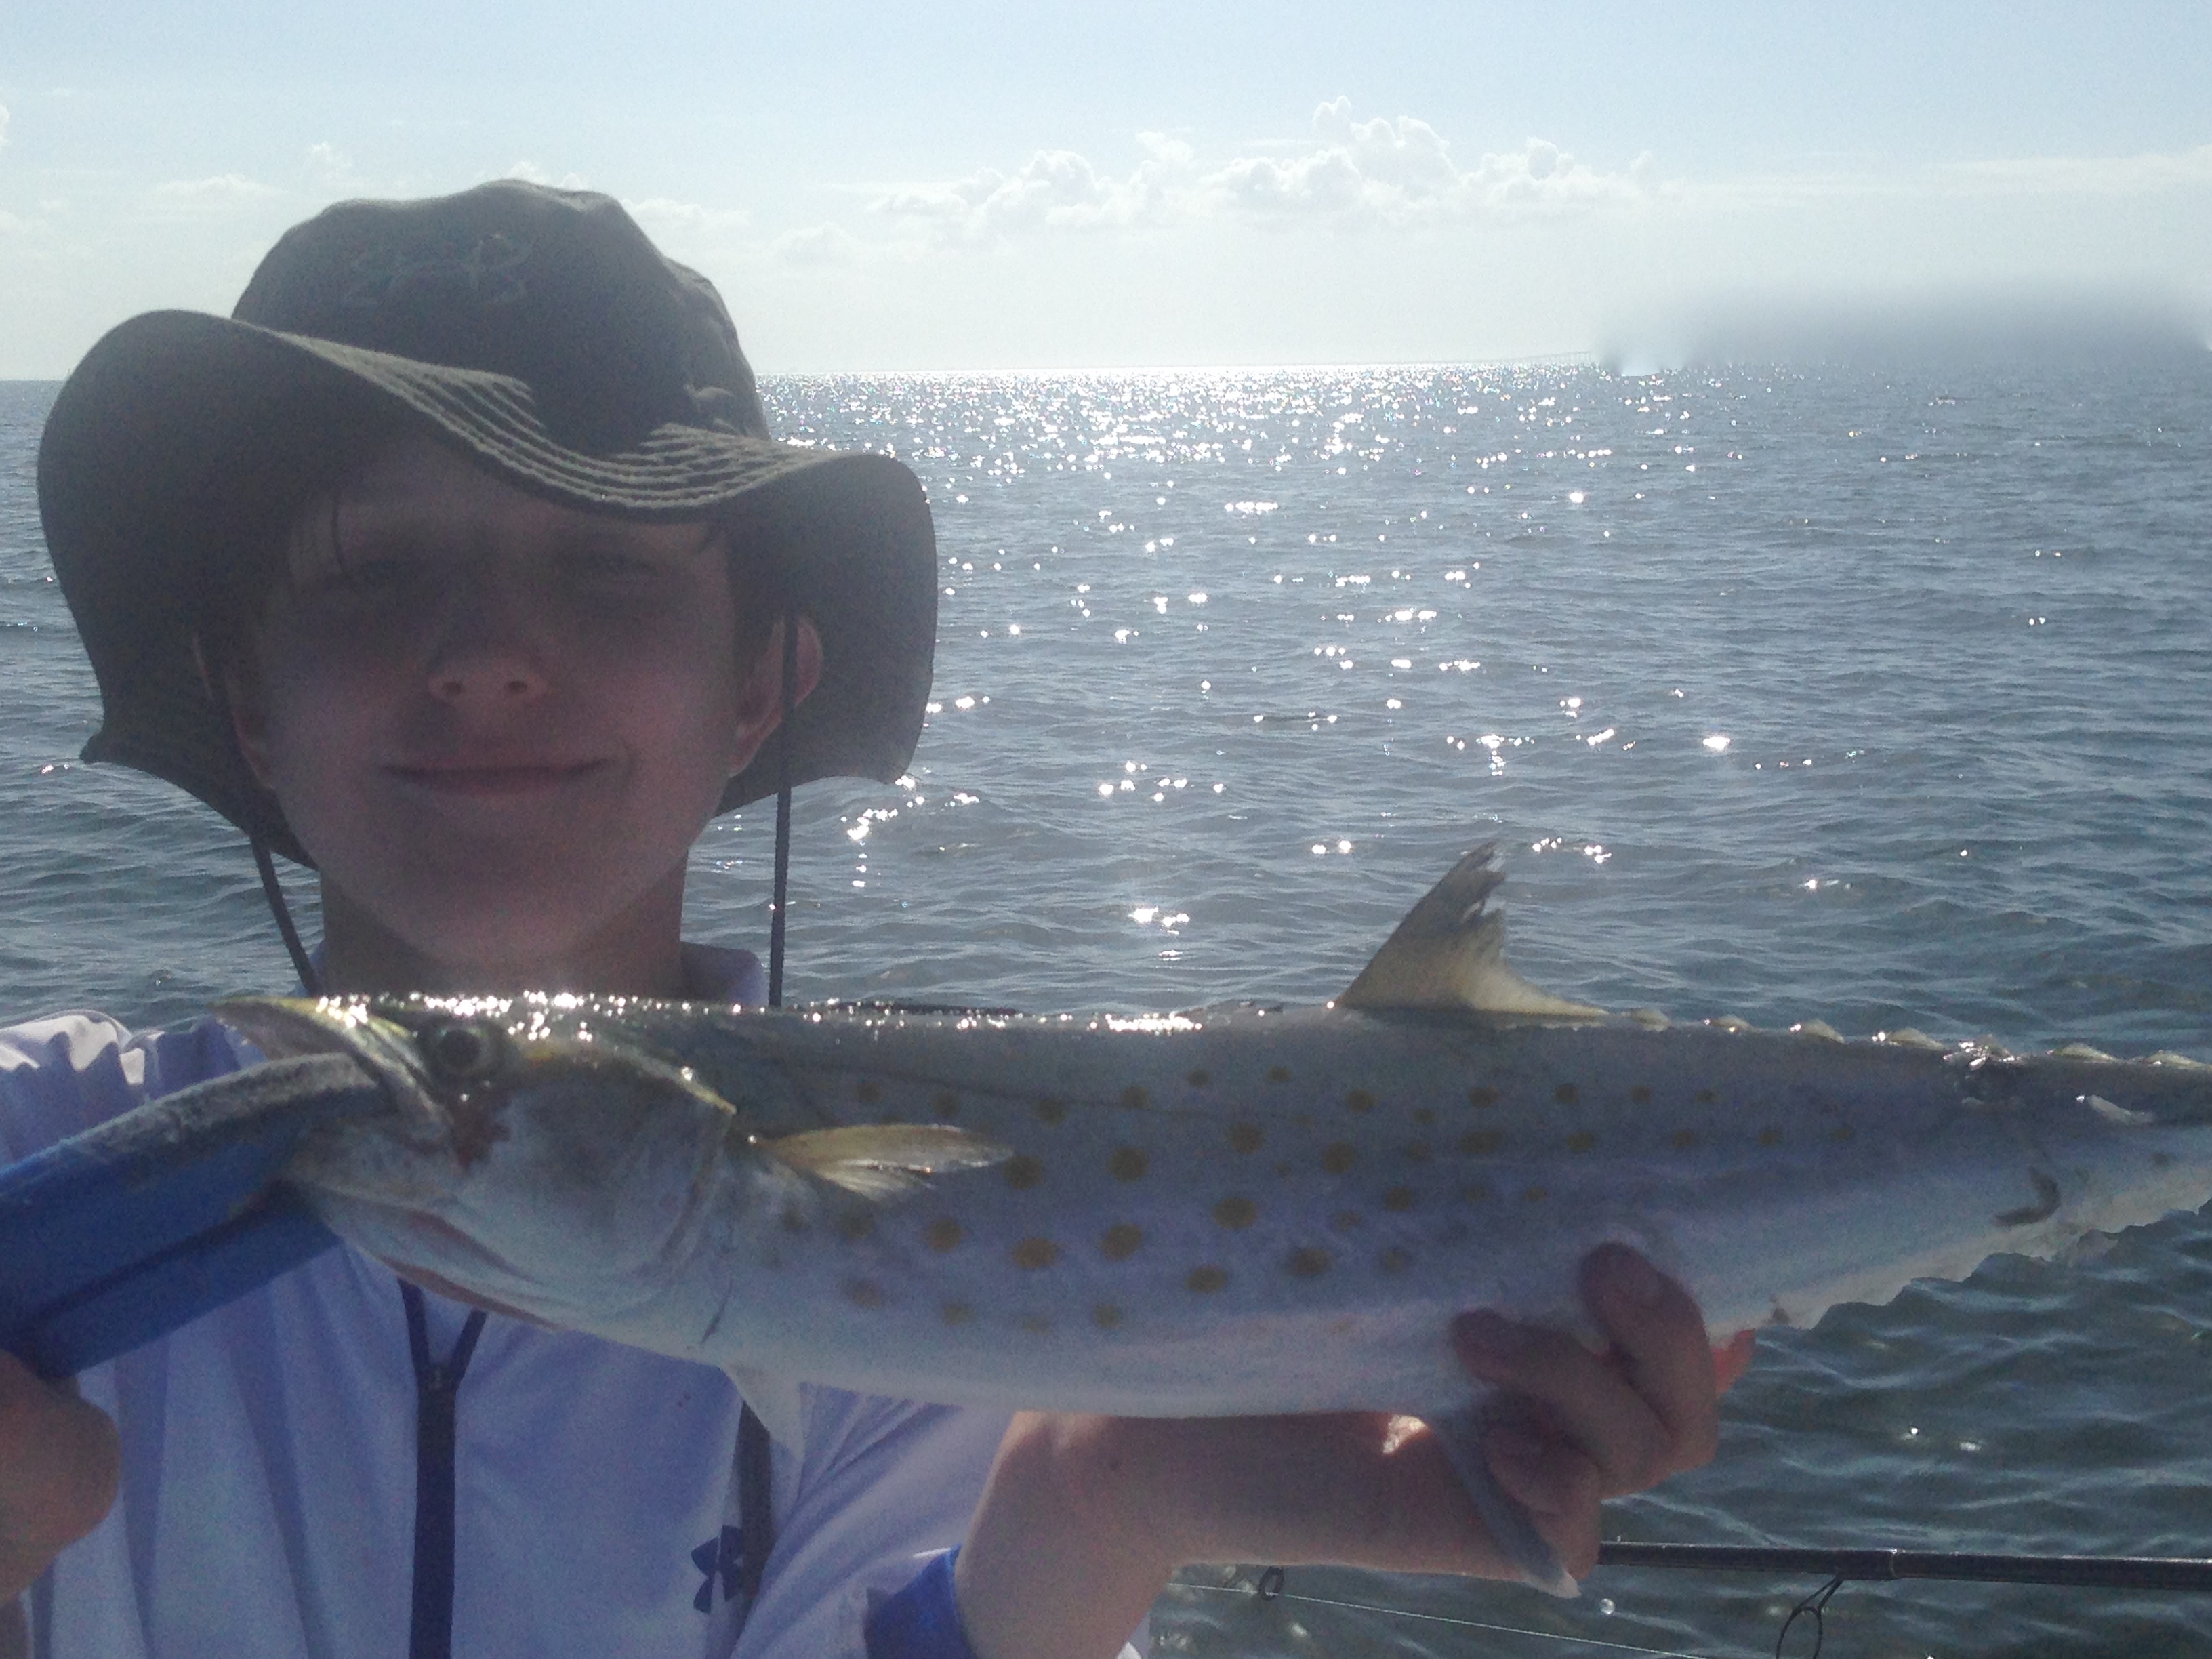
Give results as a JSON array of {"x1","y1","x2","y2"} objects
[
  {"x1": 423, "y1": 577, "x2": 550, "y2": 706},
  {"x1": 428, "y1": 647, "x2": 548, "y2": 705}
]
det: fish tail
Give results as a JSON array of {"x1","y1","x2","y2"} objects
[{"x1": 1429, "y1": 1397, "x2": 1580, "y2": 1599}]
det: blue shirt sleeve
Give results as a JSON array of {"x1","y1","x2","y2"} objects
[{"x1": 863, "y1": 1549, "x2": 977, "y2": 1659}]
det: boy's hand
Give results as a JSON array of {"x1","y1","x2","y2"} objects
[
  {"x1": 0, "y1": 1353, "x2": 119, "y2": 1601},
  {"x1": 956, "y1": 1246, "x2": 1744, "y2": 1659}
]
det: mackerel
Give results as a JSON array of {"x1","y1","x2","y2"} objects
[{"x1": 220, "y1": 846, "x2": 2212, "y2": 1594}]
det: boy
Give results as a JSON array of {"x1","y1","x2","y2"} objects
[{"x1": 2, "y1": 181, "x2": 1735, "y2": 1658}]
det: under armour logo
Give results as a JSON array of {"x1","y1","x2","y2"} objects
[
  {"x1": 340, "y1": 233, "x2": 531, "y2": 310},
  {"x1": 693, "y1": 1525, "x2": 743, "y2": 1614}
]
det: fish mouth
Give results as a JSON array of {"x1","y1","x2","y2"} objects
[{"x1": 217, "y1": 996, "x2": 444, "y2": 1129}]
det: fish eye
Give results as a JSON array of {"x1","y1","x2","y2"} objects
[{"x1": 419, "y1": 1020, "x2": 508, "y2": 1084}]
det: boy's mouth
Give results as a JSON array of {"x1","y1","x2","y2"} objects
[{"x1": 386, "y1": 760, "x2": 611, "y2": 797}]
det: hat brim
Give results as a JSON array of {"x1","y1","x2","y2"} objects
[{"x1": 39, "y1": 310, "x2": 938, "y2": 865}]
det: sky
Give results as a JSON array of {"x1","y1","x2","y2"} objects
[{"x1": 3, "y1": 1, "x2": 2209, "y2": 374}]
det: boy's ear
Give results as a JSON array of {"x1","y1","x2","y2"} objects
[
  {"x1": 729, "y1": 615, "x2": 824, "y2": 777},
  {"x1": 195, "y1": 634, "x2": 280, "y2": 790}
]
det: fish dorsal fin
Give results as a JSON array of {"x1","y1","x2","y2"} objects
[
  {"x1": 1339, "y1": 844, "x2": 1605, "y2": 1019},
  {"x1": 760, "y1": 1124, "x2": 1011, "y2": 1199}
]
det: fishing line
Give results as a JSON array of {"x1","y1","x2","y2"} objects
[
  {"x1": 1179, "y1": 1577, "x2": 1717, "y2": 1658},
  {"x1": 1771, "y1": 1575, "x2": 1843, "y2": 1659}
]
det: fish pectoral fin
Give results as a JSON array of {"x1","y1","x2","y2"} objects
[
  {"x1": 1339, "y1": 843, "x2": 1605, "y2": 1019},
  {"x1": 760, "y1": 1124, "x2": 1012, "y2": 1199}
]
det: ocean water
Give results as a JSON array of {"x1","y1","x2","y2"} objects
[{"x1": 3, "y1": 353, "x2": 2211, "y2": 1656}]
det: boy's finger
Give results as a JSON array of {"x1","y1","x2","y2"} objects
[
  {"x1": 1480, "y1": 1425, "x2": 1603, "y2": 1578},
  {"x1": 1579, "y1": 1244, "x2": 1723, "y2": 1477},
  {"x1": 0, "y1": 1353, "x2": 121, "y2": 1597},
  {"x1": 1452, "y1": 1311, "x2": 1671, "y2": 1497}
]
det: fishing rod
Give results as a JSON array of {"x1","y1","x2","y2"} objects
[{"x1": 1595, "y1": 1540, "x2": 2212, "y2": 1591}]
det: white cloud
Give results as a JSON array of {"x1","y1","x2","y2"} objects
[
  {"x1": 0, "y1": 103, "x2": 11, "y2": 155},
  {"x1": 304, "y1": 142, "x2": 353, "y2": 188},
  {"x1": 625, "y1": 197, "x2": 752, "y2": 239},
  {"x1": 501, "y1": 160, "x2": 590, "y2": 190},
  {"x1": 878, "y1": 133, "x2": 1195, "y2": 241},
  {"x1": 874, "y1": 101, "x2": 1664, "y2": 242},
  {"x1": 769, "y1": 223, "x2": 867, "y2": 268}
]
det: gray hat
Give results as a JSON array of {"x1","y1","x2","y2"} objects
[{"x1": 38, "y1": 180, "x2": 937, "y2": 865}]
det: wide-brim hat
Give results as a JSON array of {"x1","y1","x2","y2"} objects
[{"x1": 38, "y1": 180, "x2": 937, "y2": 866}]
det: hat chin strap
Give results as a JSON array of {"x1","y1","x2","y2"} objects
[
  {"x1": 201, "y1": 657, "x2": 322, "y2": 998},
  {"x1": 766, "y1": 602, "x2": 800, "y2": 1010},
  {"x1": 253, "y1": 833, "x2": 323, "y2": 996}
]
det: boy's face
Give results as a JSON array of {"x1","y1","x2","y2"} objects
[{"x1": 227, "y1": 436, "x2": 802, "y2": 985}]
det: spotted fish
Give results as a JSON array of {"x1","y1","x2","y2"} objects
[{"x1": 220, "y1": 846, "x2": 2212, "y2": 1595}]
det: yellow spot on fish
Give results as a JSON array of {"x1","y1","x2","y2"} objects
[
  {"x1": 1412, "y1": 1107, "x2": 1436, "y2": 1127},
  {"x1": 1092, "y1": 1304, "x2": 1125, "y2": 1330},
  {"x1": 1228, "y1": 1122, "x2": 1264, "y2": 1154},
  {"x1": 781, "y1": 1209, "x2": 810, "y2": 1235},
  {"x1": 1757, "y1": 1127, "x2": 1782, "y2": 1147},
  {"x1": 1187, "y1": 1068, "x2": 1212, "y2": 1087},
  {"x1": 1187, "y1": 1265, "x2": 1229, "y2": 1294},
  {"x1": 1460, "y1": 1181, "x2": 1494, "y2": 1204},
  {"x1": 844, "y1": 1279, "x2": 883, "y2": 1309},
  {"x1": 1004, "y1": 1155, "x2": 1044, "y2": 1191},
  {"x1": 1565, "y1": 1131, "x2": 1596, "y2": 1155},
  {"x1": 1521, "y1": 1184, "x2": 1549, "y2": 1203},
  {"x1": 1630, "y1": 1084, "x2": 1653, "y2": 1105},
  {"x1": 1286, "y1": 1246, "x2": 1332, "y2": 1279},
  {"x1": 1345, "y1": 1088, "x2": 1377, "y2": 1114},
  {"x1": 933, "y1": 1089, "x2": 960, "y2": 1118},
  {"x1": 1100, "y1": 1222, "x2": 1144, "y2": 1261},
  {"x1": 1214, "y1": 1195, "x2": 1257, "y2": 1230},
  {"x1": 1458, "y1": 1129, "x2": 1504, "y2": 1156},
  {"x1": 1120, "y1": 1084, "x2": 1150, "y2": 1111},
  {"x1": 1019, "y1": 1314, "x2": 1052, "y2": 1334},
  {"x1": 1696, "y1": 1088, "x2": 1717, "y2": 1105},
  {"x1": 926, "y1": 1218, "x2": 964, "y2": 1252},
  {"x1": 1321, "y1": 1141, "x2": 1358, "y2": 1174},
  {"x1": 1012, "y1": 1237, "x2": 1061, "y2": 1271},
  {"x1": 1831, "y1": 1124, "x2": 1856, "y2": 1144},
  {"x1": 1110, "y1": 1146, "x2": 1149, "y2": 1181},
  {"x1": 1382, "y1": 1186, "x2": 1416, "y2": 1212},
  {"x1": 1380, "y1": 1246, "x2": 1412, "y2": 1274},
  {"x1": 1330, "y1": 1210, "x2": 1365, "y2": 1233},
  {"x1": 855, "y1": 1078, "x2": 882, "y2": 1104},
  {"x1": 1034, "y1": 1097, "x2": 1067, "y2": 1125},
  {"x1": 941, "y1": 1301, "x2": 974, "y2": 1326},
  {"x1": 1672, "y1": 1129, "x2": 1699, "y2": 1151},
  {"x1": 1469, "y1": 1085, "x2": 1500, "y2": 1109},
  {"x1": 1267, "y1": 1065, "x2": 1292, "y2": 1084},
  {"x1": 1554, "y1": 1083, "x2": 1579, "y2": 1105},
  {"x1": 837, "y1": 1210, "x2": 875, "y2": 1242}
]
